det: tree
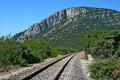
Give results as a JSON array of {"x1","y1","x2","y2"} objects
[{"x1": 91, "y1": 31, "x2": 120, "y2": 59}]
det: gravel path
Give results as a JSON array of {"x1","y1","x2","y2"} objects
[
  {"x1": 31, "y1": 55, "x2": 75, "y2": 80},
  {"x1": 59, "y1": 53, "x2": 91, "y2": 80}
]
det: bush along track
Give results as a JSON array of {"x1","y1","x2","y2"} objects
[
  {"x1": 83, "y1": 28, "x2": 120, "y2": 80},
  {"x1": 0, "y1": 36, "x2": 77, "y2": 73}
]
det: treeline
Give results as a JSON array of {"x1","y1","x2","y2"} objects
[
  {"x1": 82, "y1": 28, "x2": 120, "y2": 80},
  {"x1": 0, "y1": 36, "x2": 77, "y2": 72}
]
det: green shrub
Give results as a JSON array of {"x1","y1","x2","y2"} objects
[
  {"x1": 82, "y1": 28, "x2": 108, "y2": 54},
  {"x1": 0, "y1": 37, "x2": 40, "y2": 67},
  {"x1": 84, "y1": 50, "x2": 88, "y2": 60},
  {"x1": 89, "y1": 57, "x2": 120, "y2": 80},
  {"x1": 0, "y1": 37, "x2": 24, "y2": 66},
  {"x1": 51, "y1": 47, "x2": 76, "y2": 57},
  {"x1": 21, "y1": 46, "x2": 40, "y2": 64},
  {"x1": 90, "y1": 31, "x2": 120, "y2": 59},
  {"x1": 83, "y1": 29, "x2": 120, "y2": 80},
  {"x1": 0, "y1": 37, "x2": 77, "y2": 71},
  {"x1": 51, "y1": 48, "x2": 61, "y2": 57},
  {"x1": 23, "y1": 39, "x2": 52, "y2": 61}
]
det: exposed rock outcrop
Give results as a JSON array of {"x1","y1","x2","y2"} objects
[{"x1": 14, "y1": 7, "x2": 120, "y2": 42}]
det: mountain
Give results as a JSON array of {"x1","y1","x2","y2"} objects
[{"x1": 14, "y1": 7, "x2": 120, "y2": 48}]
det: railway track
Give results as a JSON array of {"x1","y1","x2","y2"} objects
[
  {"x1": 0, "y1": 53, "x2": 88, "y2": 80},
  {"x1": 21, "y1": 54, "x2": 76, "y2": 80}
]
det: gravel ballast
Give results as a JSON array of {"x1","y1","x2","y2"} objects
[
  {"x1": 0, "y1": 55, "x2": 69, "y2": 80},
  {"x1": 59, "y1": 52, "x2": 91, "y2": 80},
  {"x1": 31, "y1": 55, "x2": 75, "y2": 80}
]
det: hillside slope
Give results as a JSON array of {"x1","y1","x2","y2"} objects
[{"x1": 14, "y1": 7, "x2": 120, "y2": 48}]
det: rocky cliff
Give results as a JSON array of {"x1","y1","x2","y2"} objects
[{"x1": 14, "y1": 7, "x2": 120, "y2": 48}]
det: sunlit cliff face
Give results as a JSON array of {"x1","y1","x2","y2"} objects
[{"x1": 14, "y1": 7, "x2": 120, "y2": 40}]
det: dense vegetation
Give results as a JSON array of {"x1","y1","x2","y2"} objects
[
  {"x1": 89, "y1": 57, "x2": 120, "y2": 80},
  {"x1": 82, "y1": 28, "x2": 120, "y2": 80},
  {"x1": 0, "y1": 36, "x2": 24, "y2": 67},
  {"x1": 0, "y1": 37, "x2": 76, "y2": 72},
  {"x1": 82, "y1": 28, "x2": 108, "y2": 54},
  {"x1": 1, "y1": 28, "x2": 120, "y2": 80}
]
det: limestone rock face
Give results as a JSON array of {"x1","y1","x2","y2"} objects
[{"x1": 14, "y1": 7, "x2": 120, "y2": 40}]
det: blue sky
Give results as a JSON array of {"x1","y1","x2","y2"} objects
[{"x1": 0, "y1": 0, "x2": 120, "y2": 36}]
